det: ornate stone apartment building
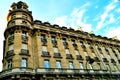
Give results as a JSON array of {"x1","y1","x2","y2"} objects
[{"x1": 0, "y1": 1, "x2": 120, "y2": 80}]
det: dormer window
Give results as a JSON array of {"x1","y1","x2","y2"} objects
[{"x1": 17, "y1": 2, "x2": 22, "y2": 9}]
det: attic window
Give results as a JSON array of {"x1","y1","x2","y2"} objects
[{"x1": 17, "y1": 2, "x2": 22, "y2": 9}]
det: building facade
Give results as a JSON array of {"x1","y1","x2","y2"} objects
[{"x1": 0, "y1": 1, "x2": 120, "y2": 80}]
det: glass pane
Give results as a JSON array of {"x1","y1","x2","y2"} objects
[
  {"x1": 44, "y1": 60, "x2": 50, "y2": 68},
  {"x1": 42, "y1": 46, "x2": 47, "y2": 51},
  {"x1": 56, "y1": 61, "x2": 61, "y2": 68},
  {"x1": 9, "y1": 44, "x2": 13, "y2": 51},
  {"x1": 65, "y1": 49, "x2": 70, "y2": 54},
  {"x1": 54, "y1": 48, "x2": 58, "y2": 53},
  {"x1": 22, "y1": 43, "x2": 27, "y2": 49},
  {"x1": 75, "y1": 50, "x2": 79, "y2": 55},
  {"x1": 22, "y1": 59, "x2": 27, "y2": 67},
  {"x1": 79, "y1": 63, "x2": 84, "y2": 69},
  {"x1": 69, "y1": 62, "x2": 74, "y2": 69}
]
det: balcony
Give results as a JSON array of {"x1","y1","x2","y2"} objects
[
  {"x1": 6, "y1": 50, "x2": 15, "y2": 58},
  {"x1": 76, "y1": 55, "x2": 83, "y2": 60},
  {"x1": 19, "y1": 49, "x2": 29, "y2": 56},
  {"x1": 41, "y1": 51, "x2": 51, "y2": 57},
  {"x1": 53, "y1": 53, "x2": 62, "y2": 58},
  {"x1": 66, "y1": 54, "x2": 73, "y2": 59}
]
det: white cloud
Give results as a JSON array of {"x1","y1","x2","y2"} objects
[
  {"x1": 113, "y1": 0, "x2": 119, "y2": 3},
  {"x1": 53, "y1": 16, "x2": 67, "y2": 27},
  {"x1": 116, "y1": 8, "x2": 120, "y2": 13},
  {"x1": 109, "y1": 14, "x2": 115, "y2": 23},
  {"x1": 96, "y1": 2, "x2": 116, "y2": 31},
  {"x1": 53, "y1": 2, "x2": 92, "y2": 32},
  {"x1": 105, "y1": 27, "x2": 120, "y2": 40}
]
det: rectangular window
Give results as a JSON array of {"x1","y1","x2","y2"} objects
[
  {"x1": 65, "y1": 49, "x2": 70, "y2": 54},
  {"x1": 75, "y1": 50, "x2": 79, "y2": 55},
  {"x1": 106, "y1": 64, "x2": 110, "y2": 71},
  {"x1": 51, "y1": 36, "x2": 57, "y2": 43},
  {"x1": 71, "y1": 40, "x2": 75, "y2": 44},
  {"x1": 69, "y1": 61, "x2": 74, "y2": 69},
  {"x1": 22, "y1": 43, "x2": 27, "y2": 49},
  {"x1": 44, "y1": 60, "x2": 50, "y2": 68},
  {"x1": 84, "y1": 52, "x2": 88, "y2": 56},
  {"x1": 42, "y1": 46, "x2": 48, "y2": 52},
  {"x1": 114, "y1": 65, "x2": 118, "y2": 71},
  {"x1": 92, "y1": 53, "x2": 96, "y2": 57},
  {"x1": 100, "y1": 53, "x2": 104, "y2": 58},
  {"x1": 54, "y1": 47, "x2": 59, "y2": 53},
  {"x1": 41, "y1": 34, "x2": 46, "y2": 42},
  {"x1": 79, "y1": 62, "x2": 84, "y2": 69},
  {"x1": 8, "y1": 59, "x2": 12, "y2": 69},
  {"x1": 56, "y1": 61, "x2": 62, "y2": 68},
  {"x1": 8, "y1": 44, "x2": 14, "y2": 51},
  {"x1": 21, "y1": 58, "x2": 27, "y2": 68},
  {"x1": 22, "y1": 32, "x2": 27, "y2": 40}
]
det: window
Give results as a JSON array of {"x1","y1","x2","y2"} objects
[
  {"x1": 8, "y1": 59, "x2": 12, "y2": 69},
  {"x1": 65, "y1": 49, "x2": 70, "y2": 54},
  {"x1": 54, "y1": 47, "x2": 58, "y2": 53},
  {"x1": 21, "y1": 58, "x2": 27, "y2": 68},
  {"x1": 22, "y1": 43, "x2": 27, "y2": 49},
  {"x1": 114, "y1": 65, "x2": 118, "y2": 71},
  {"x1": 69, "y1": 61, "x2": 74, "y2": 69},
  {"x1": 75, "y1": 50, "x2": 79, "y2": 55},
  {"x1": 8, "y1": 33, "x2": 14, "y2": 42},
  {"x1": 92, "y1": 53, "x2": 96, "y2": 57},
  {"x1": 79, "y1": 62, "x2": 84, "y2": 69},
  {"x1": 79, "y1": 62, "x2": 84, "y2": 72},
  {"x1": 62, "y1": 38, "x2": 68, "y2": 46},
  {"x1": 8, "y1": 44, "x2": 14, "y2": 51},
  {"x1": 22, "y1": 31, "x2": 27, "y2": 40},
  {"x1": 11, "y1": 14, "x2": 16, "y2": 19},
  {"x1": 41, "y1": 34, "x2": 47, "y2": 42},
  {"x1": 106, "y1": 64, "x2": 110, "y2": 71},
  {"x1": 84, "y1": 52, "x2": 88, "y2": 56},
  {"x1": 22, "y1": 21, "x2": 27, "y2": 24},
  {"x1": 71, "y1": 40, "x2": 75, "y2": 44},
  {"x1": 11, "y1": 21, "x2": 15, "y2": 25},
  {"x1": 42, "y1": 46, "x2": 48, "y2": 52},
  {"x1": 100, "y1": 52, "x2": 104, "y2": 58},
  {"x1": 56, "y1": 61, "x2": 62, "y2": 68},
  {"x1": 89, "y1": 64, "x2": 94, "y2": 72},
  {"x1": 51, "y1": 36, "x2": 57, "y2": 43},
  {"x1": 44, "y1": 60, "x2": 50, "y2": 68}
]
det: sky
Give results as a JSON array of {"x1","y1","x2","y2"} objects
[{"x1": 0, "y1": 0, "x2": 120, "y2": 71}]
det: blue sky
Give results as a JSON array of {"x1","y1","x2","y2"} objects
[{"x1": 0, "y1": 0, "x2": 120, "y2": 71}]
